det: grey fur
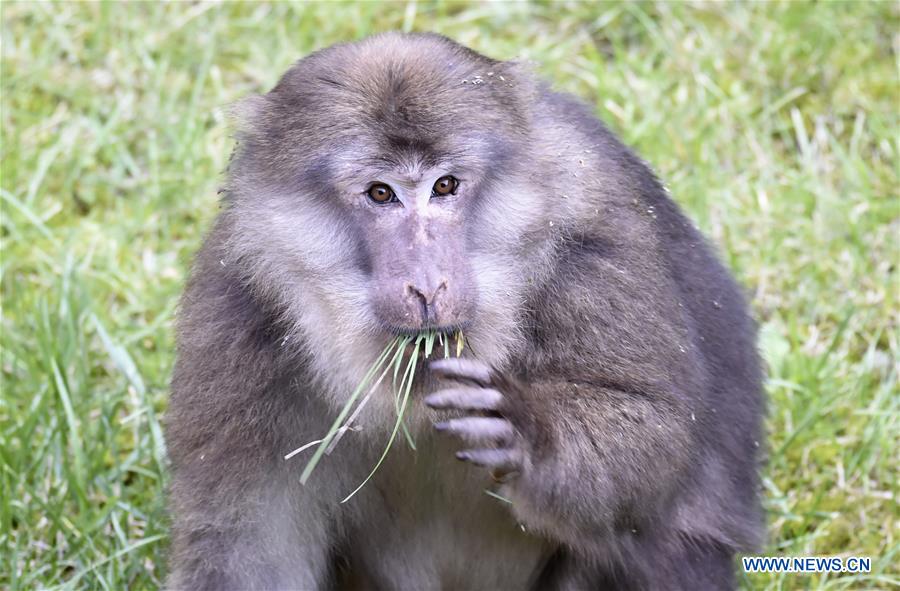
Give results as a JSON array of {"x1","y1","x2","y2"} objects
[{"x1": 166, "y1": 32, "x2": 764, "y2": 590}]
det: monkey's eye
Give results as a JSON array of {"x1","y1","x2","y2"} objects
[
  {"x1": 367, "y1": 183, "x2": 397, "y2": 204},
  {"x1": 432, "y1": 175, "x2": 459, "y2": 197}
]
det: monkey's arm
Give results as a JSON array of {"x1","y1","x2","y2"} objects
[
  {"x1": 167, "y1": 359, "x2": 335, "y2": 590},
  {"x1": 427, "y1": 228, "x2": 705, "y2": 553},
  {"x1": 166, "y1": 247, "x2": 336, "y2": 590}
]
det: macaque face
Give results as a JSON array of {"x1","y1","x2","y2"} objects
[
  {"x1": 280, "y1": 130, "x2": 505, "y2": 338},
  {"x1": 351, "y1": 164, "x2": 476, "y2": 334},
  {"x1": 225, "y1": 36, "x2": 543, "y2": 358}
]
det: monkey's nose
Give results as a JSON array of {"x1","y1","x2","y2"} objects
[
  {"x1": 405, "y1": 279, "x2": 448, "y2": 321},
  {"x1": 406, "y1": 280, "x2": 447, "y2": 305}
]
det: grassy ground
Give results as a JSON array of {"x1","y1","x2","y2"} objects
[{"x1": 1, "y1": 2, "x2": 897, "y2": 589}]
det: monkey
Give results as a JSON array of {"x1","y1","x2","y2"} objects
[{"x1": 165, "y1": 32, "x2": 764, "y2": 591}]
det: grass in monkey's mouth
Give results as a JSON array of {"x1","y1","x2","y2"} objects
[{"x1": 288, "y1": 329, "x2": 465, "y2": 502}]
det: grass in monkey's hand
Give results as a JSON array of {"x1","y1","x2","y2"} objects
[{"x1": 287, "y1": 330, "x2": 464, "y2": 502}]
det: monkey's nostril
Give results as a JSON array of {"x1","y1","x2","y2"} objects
[
  {"x1": 406, "y1": 280, "x2": 448, "y2": 306},
  {"x1": 404, "y1": 279, "x2": 449, "y2": 324}
]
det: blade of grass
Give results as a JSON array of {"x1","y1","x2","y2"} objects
[
  {"x1": 324, "y1": 341, "x2": 406, "y2": 455},
  {"x1": 392, "y1": 334, "x2": 411, "y2": 388},
  {"x1": 424, "y1": 330, "x2": 435, "y2": 358},
  {"x1": 298, "y1": 337, "x2": 399, "y2": 484},
  {"x1": 484, "y1": 489, "x2": 512, "y2": 504},
  {"x1": 341, "y1": 337, "x2": 420, "y2": 503},
  {"x1": 57, "y1": 534, "x2": 166, "y2": 589},
  {"x1": 393, "y1": 335, "x2": 422, "y2": 450},
  {"x1": 50, "y1": 358, "x2": 87, "y2": 496}
]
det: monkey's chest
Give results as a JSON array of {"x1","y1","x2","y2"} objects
[{"x1": 341, "y1": 442, "x2": 548, "y2": 590}]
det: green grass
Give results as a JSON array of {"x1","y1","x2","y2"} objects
[
  {"x1": 1, "y1": 2, "x2": 896, "y2": 589},
  {"x1": 294, "y1": 330, "x2": 461, "y2": 502}
]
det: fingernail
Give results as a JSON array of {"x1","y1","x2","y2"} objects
[
  {"x1": 455, "y1": 451, "x2": 469, "y2": 461},
  {"x1": 434, "y1": 421, "x2": 449, "y2": 431}
]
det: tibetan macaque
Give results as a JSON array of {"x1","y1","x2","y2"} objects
[{"x1": 166, "y1": 32, "x2": 764, "y2": 590}]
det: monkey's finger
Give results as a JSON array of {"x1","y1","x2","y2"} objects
[
  {"x1": 424, "y1": 387, "x2": 503, "y2": 411},
  {"x1": 456, "y1": 448, "x2": 522, "y2": 472},
  {"x1": 429, "y1": 358, "x2": 493, "y2": 386},
  {"x1": 434, "y1": 417, "x2": 514, "y2": 445}
]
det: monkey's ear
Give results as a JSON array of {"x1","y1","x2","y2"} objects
[
  {"x1": 495, "y1": 59, "x2": 540, "y2": 126},
  {"x1": 497, "y1": 59, "x2": 539, "y2": 90},
  {"x1": 226, "y1": 94, "x2": 271, "y2": 140}
]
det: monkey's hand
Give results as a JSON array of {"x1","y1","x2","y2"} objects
[
  {"x1": 426, "y1": 358, "x2": 532, "y2": 481},
  {"x1": 427, "y1": 358, "x2": 696, "y2": 555}
]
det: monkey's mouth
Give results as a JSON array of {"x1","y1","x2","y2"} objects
[
  {"x1": 376, "y1": 328, "x2": 468, "y2": 378},
  {"x1": 387, "y1": 322, "x2": 470, "y2": 339}
]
